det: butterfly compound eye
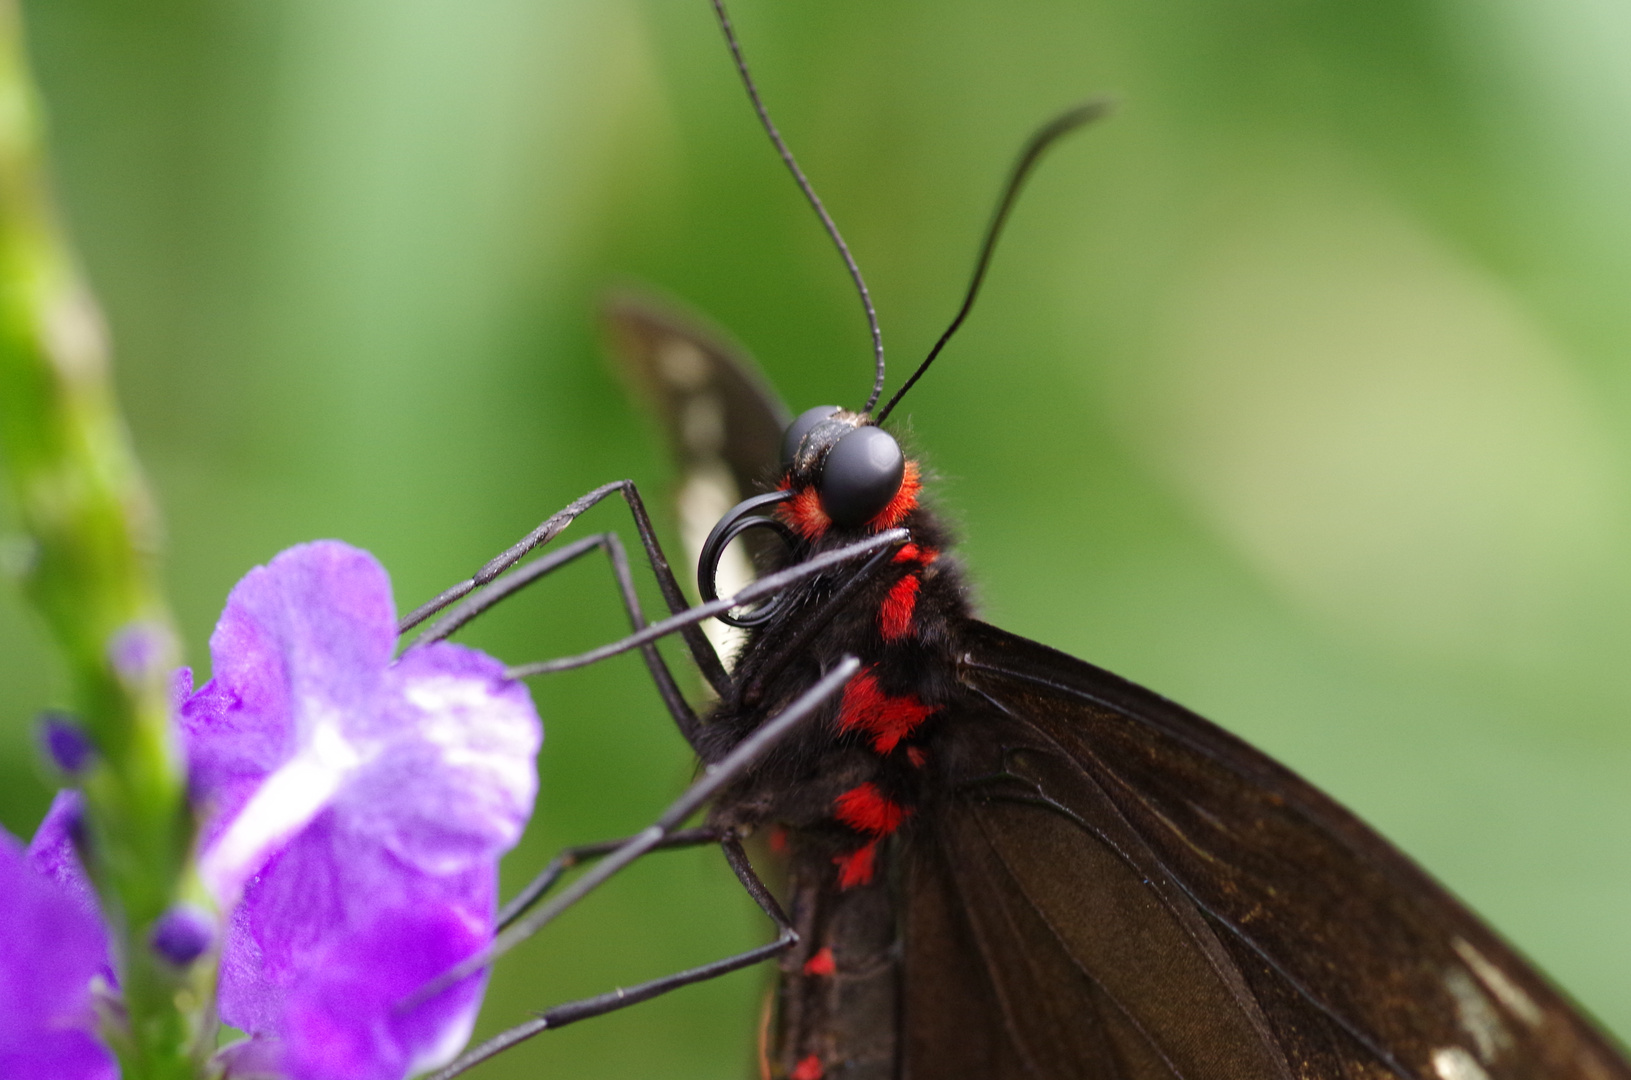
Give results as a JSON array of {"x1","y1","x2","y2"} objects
[
  {"x1": 783, "y1": 405, "x2": 841, "y2": 466},
  {"x1": 820, "y1": 426, "x2": 904, "y2": 527}
]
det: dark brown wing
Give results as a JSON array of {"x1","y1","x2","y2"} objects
[
  {"x1": 899, "y1": 618, "x2": 1630, "y2": 1080},
  {"x1": 603, "y1": 291, "x2": 790, "y2": 569}
]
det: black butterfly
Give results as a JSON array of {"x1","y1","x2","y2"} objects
[
  {"x1": 596, "y1": 300, "x2": 1631, "y2": 1080},
  {"x1": 408, "y1": 2, "x2": 1631, "y2": 1077}
]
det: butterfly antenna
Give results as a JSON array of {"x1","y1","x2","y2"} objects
[
  {"x1": 710, "y1": 0, "x2": 887, "y2": 413},
  {"x1": 875, "y1": 99, "x2": 1112, "y2": 424}
]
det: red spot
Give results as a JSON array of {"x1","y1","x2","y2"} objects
[
  {"x1": 879, "y1": 574, "x2": 920, "y2": 641},
  {"x1": 777, "y1": 485, "x2": 830, "y2": 541},
  {"x1": 834, "y1": 841, "x2": 878, "y2": 888},
  {"x1": 867, "y1": 460, "x2": 921, "y2": 532},
  {"x1": 767, "y1": 825, "x2": 788, "y2": 855},
  {"x1": 792, "y1": 1055, "x2": 825, "y2": 1080},
  {"x1": 906, "y1": 746, "x2": 927, "y2": 768},
  {"x1": 834, "y1": 782, "x2": 909, "y2": 836},
  {"x1": 892, "y1": 543, "x2": 939, "y2": 566},
  {"x1": 802, "y1": 947, "x2": 837, "y2": 977},
  {"x1": 837, "y1": 669, "x2": 935, "y2": 754}
]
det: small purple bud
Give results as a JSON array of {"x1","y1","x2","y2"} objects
[
  {"x1": 108, "y1": 620, "x2": 175, "y2": 685},
  {"x1": 150, "y1": 903, "x2": 214, "y2": 967},
  {"x1": 39, "y1": 711, "x2": 94, "y2": 773}
]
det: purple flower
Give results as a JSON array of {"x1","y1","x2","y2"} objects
[
  {"x1": 0, "y1": 541, "x2": 542, "y2": 1080},
  {"x1": 0, "y1": 792, "x2": 115, "y2": 1080},
  {"x1": 183, "y1": 541, "x2": 541, "y2": 1077}
]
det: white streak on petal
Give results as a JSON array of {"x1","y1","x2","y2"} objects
[
  {"x1": 353, "y1": 666, "x2": 542, "y2": 873},
  {"x1": 405, "y1": 675, "x2": 538, "y2": 810},
  {"x1": 200, "y1": 720, "x2": 358, "y2": 903}
]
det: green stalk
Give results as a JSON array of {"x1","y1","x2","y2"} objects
[{"x1": 0, "y1": 3, "x2": 207, "y2": 1076}]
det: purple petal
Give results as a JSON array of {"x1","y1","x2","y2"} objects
[
  {"x1": 341, "y1": 643, "x2": 540, "y2": 874},
  {"x1": 0, "y1": 1031, "x2": 118, "y2": 1080},
  {"x1": 280, "y1": 905, "x2": 487, "y2": 1080},
  {"x1": 171, "y1": 667, "x2": 194, "y2": 709},
  {"x1": 217, "y1": 810, "x2": 492, "y2": 1077},
  {"x1": 0, "y1": 827, "x2": 115, "y2": 1079},
  {"x1": 181, "y1": 542, "x2": 395, "y2": 816},
  {"x1": 213, "y1": 1035, "x2": 283, "y2": 1079},
  {"x1": 185, "y1": 542, "x2": 402, "y2": 898},
  {"x1": 24, "y1": 793, "x2": 117, "y2": 997},
  {"x1": 182, "y1": 538, "x2": 541, "y2": 1070},
  {"x1": 27, "y1": 791, "x2": 101, "y2": 927}
]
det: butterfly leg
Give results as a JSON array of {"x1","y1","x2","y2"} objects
[
  {"x1": 424, "y1": 835, "x2": 794, "y2": 1080},
  {"x1": 737, "y1": 541, "x2": 897, "y2": 707},
  {"x1": 399, "y1": 478, "x2": 734, "y2": 698},
  {"x1": 494, "y1": 825, "x2": 722, "y2": 932},
  {"x1": 505, "y1": 528, "x2": 908, "y2": 683},
  {"x1": 405, "y1": 657, "x2": 859, "y2": 1018},
  {"x1": 405, "y1": 528, "x2": 703, "y2": 748}
]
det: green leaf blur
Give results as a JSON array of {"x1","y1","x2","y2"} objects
[{"x1": 4, "y1": 1, "x2": 1628, "y2": 1076}]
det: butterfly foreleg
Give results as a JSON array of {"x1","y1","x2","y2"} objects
[
  {"x1": 504, "y1": 528, "x2": 907, "y2": 683},
  {"x1": 404, "y1": 527, "x2": 703, "y2": 747},
  {"x1": 398, "y1": 478, "x2": 733, "y2": 698},
  {"x1": 494, "y1": 825, "x2": 723, "y2": 932}
]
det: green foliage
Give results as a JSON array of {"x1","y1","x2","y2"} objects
[{"x1": 0, "y1": 2, "x2": 206, "y2": 1075}]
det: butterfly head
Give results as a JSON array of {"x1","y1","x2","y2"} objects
[{"x1": 778, "y1": 406, "x2": 918, "y2": 538}]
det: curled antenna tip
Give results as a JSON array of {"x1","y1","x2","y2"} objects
[{"x1": 875, "y1": 98, "x2": 1113, "y2": 424}]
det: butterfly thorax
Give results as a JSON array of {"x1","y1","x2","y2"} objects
[{"x1": 701, "y1": 445, "x2": 970, "y2": 844}]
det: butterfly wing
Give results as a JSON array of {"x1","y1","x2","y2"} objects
[
  {"x1": 898, "y1": 618, "x2": 1630, "y2": 1080},
  {"x1": 603, "y1": 291, "x2": 792, "y2": 587}
]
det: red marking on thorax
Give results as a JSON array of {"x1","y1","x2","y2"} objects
[
  {"x1": 879, "y1": 574, "x2": 920, "y2": 641},
  {"x1": 792, "y1": 1054, "x2": 826, "y2": 1080},
  {"x1": 892, "y1": 543, "x2": 938, "y2": 566},
  {"x1": 834, "y1": 782, "x2": 909, "y2": 836},
  {"x1": 881, "y1": 542, "x2": 938, "y2": 639},
  {"x1": 777, "y1": 484, "x2": 830, "y2": 541},
  {"x1": 867, "y1": 460, "x2": 921, "y2": 531},
  {"x1": 767, "y1": 825, "x2": 789, "y2": 855},
  {"x1": 905, "y1": 746, "x2": 927, "y2": 768},
  {"x1": 833, "y1": 840, "x2": 878, "y2": 888},
  {"x1": 837, "y1": 669, "x2": 935, "y2": 754},
  {"x1": 802, "y1": 947, "x2": 837, "y2": 977}
]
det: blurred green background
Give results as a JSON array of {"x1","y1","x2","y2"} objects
[{"x1": 4, "y1": 0, "x2": 1630, "y2": 1074}]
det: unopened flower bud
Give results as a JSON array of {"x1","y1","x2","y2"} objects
[
  {"x1": 38, "y1": 711, "x2": 94, "y2": 773},
  {"x1": 150, "y1": 904, "x2": 214, "y2": 967},
  {"x1": 107, "y1": 620, "x2": 175, "y2": 686}
]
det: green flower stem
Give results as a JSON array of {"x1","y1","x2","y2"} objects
[{"x1": 0, "y1": 4, "x2": 208, "y2": 1077}]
